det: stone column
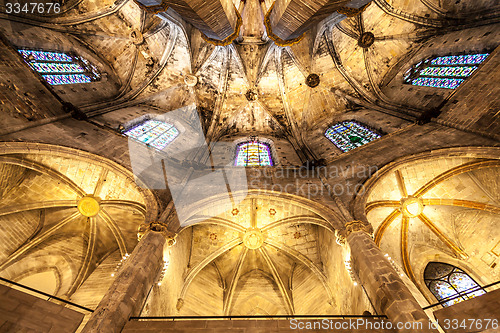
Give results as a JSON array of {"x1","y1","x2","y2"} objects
[
  {"x1": 338, "y1": 221, "x2": 437, "y2": 333},
  {"x1": 267, "y1": 0, "x2": 372, "y2": 43},
  {"x1": 169, "y1": 0, "x2": 239, "y2": 40},
  {"x1": 135, "y1": 0, "x2": 240, "y2": 43},
  {"x1": 81, "y1": 222, "x2": 176, "y2": 333}
]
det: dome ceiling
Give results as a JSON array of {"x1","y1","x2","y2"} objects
[
  {"x1": 142, "y1": 194, "x2": 371, "y2": 316},
  {"x1": 0, "y1": 143, "x2": 156, "y2": 303},
  {"x1": 357, "y1": 149, "x2": 500, "y2": 301}
]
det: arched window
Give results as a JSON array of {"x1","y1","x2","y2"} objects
[
  {"x1": 123, "y1": 119, "x2": 179, "y2": 150},
  {"x1": 325, "y1": 121, "x2": 381, "y2": 152},
  {"x1": 17, "y1": 49, "x2": 101, "y2": 85},
  {"x1": 424, "y1": 262, "x2": 485, "y2": 307},
  {"x1": 403, "y1": 53, "x2": 490, "y2": 89},
  {"x1": 235, "y1": 141, "x2": 273, "y2": 166}
]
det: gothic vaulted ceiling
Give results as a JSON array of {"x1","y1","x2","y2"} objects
[
  {"x1": 0, "y1": 0, "x2": 499, "y2": 317},
  {"x1": 356, "y1": 148, "x2": 500, "y2": 303},
  {"x1": 142, "y1": 193, "x2": 372, "y2": 316},
  {"x1": 0, "y1": 143, "x2": 156, "y2": 307},
  {"x1": 2, "y1": 0, "x2": 498, "y2": 151}
]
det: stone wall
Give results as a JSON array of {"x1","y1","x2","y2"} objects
[
  {"x1": 382, "y1": 24, "x2": 500, "y2": 111},
  {"x1": 437, "y1": 47, "x2": 500, "y2": 140},
  {"x1": 0, "y1": 36, "x2": 65, "y2": 130},
  {"x1": 0, "y1": 283, "x2": 84, "y2": 332},
  {"x1": 0, "y1": 21, "x2": 121, "y2": 107},
  {"x1": 433, "y1": 288, "x2": 500, "y2": 333}
]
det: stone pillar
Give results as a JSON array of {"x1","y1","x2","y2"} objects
[
  {"x1": 135, "y1": 0, "x2": 240, "y2": 42},
  {"x1": 267, "y1": 0, "x2": 372, "y2": 43},
  {"x1": 81, "y1": 222, "x2": 176, "y2": 333},
  {"x1": 133, "y1": 0, "x2": 169, "y2": 14},
  {"x1": 338, "y1": 221, "x2": 437, "y2": 333}
]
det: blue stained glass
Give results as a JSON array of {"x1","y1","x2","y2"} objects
[
  {"x1": 325, "y1": 121, "x2": 381, "y2": 152},
  {"x1": 430, "y1": 281, "x2": 461, "y2": 307},
  {"x1": 411, "y1": 77, "x2": 464, "y2": 89},
  {"x1": 404, "y1": 52, "x2": 490, "y2": 90},
  {"x1": 42, "y1": 74, "x2": 92, "y2": 85},
  {"x1": 424, "y1": 262, "x2": 485, "y2": 307},
  {"x1": 149, "y1": 127, "x2": 180, "y2": 150},
  {"x1": 419, "y1": 66, "x2": 477, "y2": 78},
  {"x1": 124, "y1": 119, "x2": 179, "y2": 150},
  {"x1": 235, "y1": 141, "x2": 273, "y2": 166},
  {"x1": 125, "y1": 120, "x2": 158, "y2": 138},
  {"x1": 430, "y1": 54, "x2": 490, "y2": 66},
  {"x1": 18, "y1": 49, "x2": 73, "y2": 62},
  {"x1": 30, "y1": 62, "x2": 85, "y2": 74},
  {"x1": 17, "y1": 48, "x2": 100, "y2": 85},
  {"x1": 449, "y1": 273, "x2": 486, "y2": 296}
]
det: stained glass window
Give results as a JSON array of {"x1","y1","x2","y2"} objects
[
  {"x1": 123, "y1": 119, "x2": 179, "y2": 150},
  {"x1": 235, "y1": 141, "x2": 273, "y2": 166},
  {"x1": 424, "y1": 262, "x2": 485, "y2": 307},
  {"x1": 17, "y1": 49, "x2": 101, "y2": 86},
  {"x1": 325, "y1": 121, "x2": 381, "y2": 152},
  {"x1": 403, "y1": 53, "x2": 490, "y2": 89}
]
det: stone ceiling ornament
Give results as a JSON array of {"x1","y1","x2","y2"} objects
[
  {"x1": 77, "y1": 195, "x2": 101, "y2": 217},
  {"x1": 358, "y1": 32, "x2": 375, "y2": 48},
  {"x1": 184, "y1": 74, "x2": 198, "y2": 87},
  {"x1": 245, "y1": 89, "x2": 258, "y2": 101},
  {"x1": 243, "y1": 228, "x2": 265, "y2": 249},
  {"x1": 131, "y1": 30, "x2": 144, "y2": 45},
  {"x1": 306, "y1": 74, "x2": 320, "y2": 88},
  {"x1": 400, "y1": 196, "x2": 424, "y2": 218}
]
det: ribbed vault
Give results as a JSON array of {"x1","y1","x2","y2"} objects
[
  {"x1": 0, "y1": 143, "x2": 156, "y2": 308},
  {"x1": 355, "y1": 147, "x2": 500, "y2": 302},
  {"x1": 142, "y1": 193, "x2": 373, "y2": 316}
]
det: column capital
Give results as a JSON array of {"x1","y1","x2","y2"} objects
[
  {"x1": 337, "y1": 2, "x2": 371, "y2": 17},
  {"x1": 336, "y1": 220, "x2": 373, "y2": 245},
  {"x1": 264, "y1": 2, "x2": 305, "y2": 47},
  {"x1": 133, "y1": 0, "x2": 169, "y2": 14},
  {"x1": 138, "y1": 221, "x2": 177, "y2": 246}
]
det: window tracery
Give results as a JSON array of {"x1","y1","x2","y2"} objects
[
  {"x1": 123, "y1": 119, "x2": 179, "y2": 150},
  {"x1": 235, "y1": 140, "x2": 273, "y2": 166},
  {"x1": 403, "y1": 53, "x2": 490, "y2": 89},
  {"x1": 325, "y1": 121, "x2": 381, "y2": 152},
  {"x1": 17, "y1": 49, "x2": 101, "y2": 85},
  {"x1": 424, "y1": 262, "x2": 485, "y2": 307}
]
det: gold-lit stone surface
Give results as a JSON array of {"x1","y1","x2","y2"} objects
[
  {"x1": 77, "y1": 196, "x2": 101, "y2": 217},
  {"x1": 242, "y1": 228, "x2": 264, "y2": 249},
  {"x1": 184, "y1": 75, "x2": 198, "y2": 87},
  {"x1": 400, "y1": 196, "x2": 423, "y2": 218}
]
